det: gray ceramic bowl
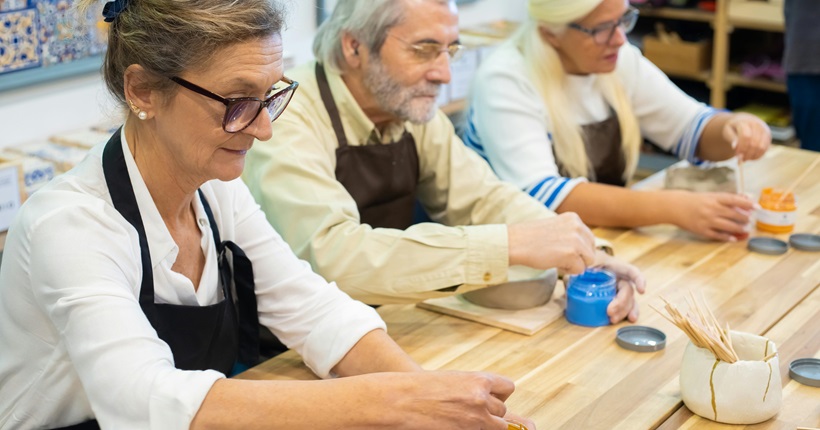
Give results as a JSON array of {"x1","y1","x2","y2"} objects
[{"x1": 461, "y1": 269, "x2": 558, "y2": 310}]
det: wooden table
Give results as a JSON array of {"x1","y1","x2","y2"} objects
[{"x1": 240, "y1": 146, "x2": 820, "y2": 429}]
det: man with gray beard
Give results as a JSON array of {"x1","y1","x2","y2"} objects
[{"x1": 244, "y1": 0, "x2": 645, "y2": 315}]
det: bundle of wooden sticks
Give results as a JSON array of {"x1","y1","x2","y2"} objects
[{"x1": 653, "y1": 292, "x2": 739, "y2": 363}]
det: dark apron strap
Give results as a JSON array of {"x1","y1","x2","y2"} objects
[
  {"x1": 102, "y1": 129, "x2": 157, "y2": 319},
  {"x1": 198, "y1": 191, "x2": 260, "y2": 366},
  {"x1": 315, "y1": 62, "x2": 349, "y2": 148},
  {"x1": 51, "y1": 420, "x2": 101, "y2": 430}
]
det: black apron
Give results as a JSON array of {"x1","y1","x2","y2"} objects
[
  {"x1": 556, "y1": 113, "x2": 627, "y2": 187},
  {"x1": 316, "y1": 63, "x2": 420, "y2": 229},
  {"x1": 53, "y1": 130, "x2": 262, "y2": 429}
]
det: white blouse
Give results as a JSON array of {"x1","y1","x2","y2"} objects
[
  {"x1": 464, "y1": 41, "x2": 718, "y2": 210},
  {"x1": 0, "y1": 129, "x2": 385, "y2": 429}
]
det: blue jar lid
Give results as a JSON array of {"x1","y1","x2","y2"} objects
[{"x1": 566, "y1": 268, "x2": 617, "y2": 297}]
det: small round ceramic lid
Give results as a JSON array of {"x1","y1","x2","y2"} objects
[
  {"x1": 615, "y1": 326, "x2": 666, "y2": 352},
  {"x1": 789, "y1": 233, "x2": 820, "y2": 252},
  {"x1": 747, "y1": 237, "x2": 789, "y2": 255},
  {"x1": 789, "y1": 358, "x2": 820, "y2": 387}
]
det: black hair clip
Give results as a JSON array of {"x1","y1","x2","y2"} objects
[{"x1": 102, "y1": 0, "x2": 129, "y2": 22}]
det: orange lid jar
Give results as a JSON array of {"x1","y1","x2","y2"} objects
[{"x1": 756, "y1": 188, "x2": 797, "y2": 234}]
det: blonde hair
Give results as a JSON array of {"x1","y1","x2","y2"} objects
[
  {"x1": 77, "y1": 0, "x2": 285, "y2": 106},
  {"x1": 513, "y1": 19, "x2": 641, "y2": 181}
]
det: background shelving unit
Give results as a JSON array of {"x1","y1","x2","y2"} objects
[{"x1": 638, "y1": 0, "x2": 786, "y2": 109}]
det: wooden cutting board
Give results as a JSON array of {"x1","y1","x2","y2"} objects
[{"x1": 417, "y1": 287, "x2": 566, "y2": 335}]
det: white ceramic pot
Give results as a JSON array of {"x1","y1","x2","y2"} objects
[{"x1": 679, "y1": 331, "x2": 782, "y2": 424}]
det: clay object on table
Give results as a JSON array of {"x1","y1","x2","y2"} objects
[
  {"x1": 664, "y1": 165, "x2": 738, "y2": 194},
  {"x1": 461, "y1": 268, "x2": 558, "y2": 310},
  {"x1": 680, "y1": 331, "x2": 782, "y2": 424}
]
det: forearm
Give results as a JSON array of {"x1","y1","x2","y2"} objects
[
  {"x1": 309, "y1": 221, "x2": 509, "y2": 304},
  {"x1": 191, "y1": 375, "x2": 396, "y2": 429},
  {"x1": 695, "y1": 113, "x2": 735, "y2": 161},
  {"x1": 555, "y1": 182, "x2": 687, "y2": 228},
  {"x1": 192, "y1": 330, "x2": 422, "y2": 429},
  {"x1": 332, "y1": 329, "x2": 422, "y2": 376}
]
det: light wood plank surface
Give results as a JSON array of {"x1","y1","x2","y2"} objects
[{"x1": 240, "y1": 146, "x2": 820, "y2": 429}]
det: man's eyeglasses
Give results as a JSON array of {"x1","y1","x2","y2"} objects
[
  {"x1": 389, "y1": 34, "x2": 465, "y2": 63},
  {"x1": 170, "y1": 76, "x2": 299, "y2": 133},
  {"x1": 568, "y1": 7, "x2": 639, "y2": 46}
]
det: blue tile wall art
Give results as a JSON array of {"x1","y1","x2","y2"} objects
[
  {"x1": 0, "y1": 7, "x2": 40, "y2": 74},
  {"x1": 0, "y1": 0, "x2": 107, "y2": 84}
]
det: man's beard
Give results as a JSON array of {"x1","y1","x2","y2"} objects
[{"x1": 362, "y1": 56, "x2": 441, "y2": 124}]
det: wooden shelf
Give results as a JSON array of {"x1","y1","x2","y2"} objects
[
  {"x1": 641, "y1": 0, "x2": 788, "y2": 108},
  {"x1": 637, "y1": 6, "x2": 714, "y2": 23},
  {"x1": 729, "y1": 18, "x2": 784, "y2": 33},
  {"x1": 664, "y1": 69, "x2": 711, "y2": 83},
  {"x1": 725, "y1": 72, "x2": 787, "y2": 93}
]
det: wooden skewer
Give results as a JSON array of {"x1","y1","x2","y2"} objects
[
  {"x1": 776, "y1": 156, "x2": 820, "y2": 203},
  {"x1": 658, "y1": 295, "x2": 739, "y2": 363},
  {"x1": 737, "y1": 158, "x2": 745, "y2": 196}
]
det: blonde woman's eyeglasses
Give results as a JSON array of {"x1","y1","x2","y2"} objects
[{"x1": 568, "y1": 6, "x2": 639, "y2": 45}]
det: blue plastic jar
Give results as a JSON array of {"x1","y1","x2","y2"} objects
[{"x1": 565, "y1": 268, "x2": 617, "y2": 327}]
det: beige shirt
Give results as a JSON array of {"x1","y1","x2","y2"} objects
[{"x1": 244, "y1": 62, "x2": 558, "y2": 304}]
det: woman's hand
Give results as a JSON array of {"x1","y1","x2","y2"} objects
[
  {"x1": 722, "y1": 113, "x2": 771, "y2": 161},
  {"x1": 593, "y1": 251, "x2": 646, "y2": 323},
  {"x1": 376, "y1": 370, "x2": 523, "y2": 429},
  {"x1": 670, "y1": 190, "x2": 753, "y2": 241},
  {"x1": 505, "y1": 412, "x2": 537, "y2": 430}
]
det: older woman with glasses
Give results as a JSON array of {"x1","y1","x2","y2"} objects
[
  {"x1": 465, "y1": 0, "x2": 772, "y2": 241},
  {"x1": 0, "y1": 0, "x2": 532, "y2": 429}
]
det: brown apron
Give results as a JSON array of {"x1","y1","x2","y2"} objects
[
  {"x1": 315, "y1": 63, "x2": 420, "y2": 229},
  {"x1": 556, "y1": 112, "x2": 627, "y2": 187}
]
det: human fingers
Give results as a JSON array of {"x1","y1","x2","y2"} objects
[
  {"x1": 557, "y1": 214, "x2": 595, "y2": 272},
  {"x1": 703, "y1": 227, "x2": 737, "y2": 242},
  {"x1": 628, "y1": 299, "x2": 640, "y2": 322},
  {"x1": 595, "y1": 254, "x2": 646, "y2": 294},
  {"x1": 559, "y1": 212, "x2": 596, "y2": 251},
  {"x1": 735, "y1": 116, "x2": 772, "y2": 160},
  {"x1": 486, "y1": 372, "x2": 516, "y2": 402},
  {"x1": 617, "y1": 263, "x2": 646, "y2": 294},
  {"x1": 485, "y1": 395, "x2": 508, "y2": 421},
  {"x1": 713, "y1": 193, "x2": 754, "y2": 211},
  {"x1": 562, "y1": 254, "x2": 587, "y2": 276},
  {"x1": 607, "y1": 280, "x2": 636, "y2": 323},
  {"x1": 505, "y1": 413, "x2": 536, "y2": 430}
]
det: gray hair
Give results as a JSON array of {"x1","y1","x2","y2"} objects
[{"x1": 313, "y1": 0, "x2": 406, "y2": 72}]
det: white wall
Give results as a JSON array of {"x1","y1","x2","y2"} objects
[{"x1": 0, "y1": 0, "x2": 525, "y2": 148}]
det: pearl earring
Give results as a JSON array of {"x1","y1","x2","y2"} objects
[{"x1": 128, "y1": 99, "x2": 148, "y2": 120}]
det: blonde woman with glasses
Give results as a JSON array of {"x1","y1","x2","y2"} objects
[{"x1": 465, "y1": 0, "x2": 772, "y2": 242}]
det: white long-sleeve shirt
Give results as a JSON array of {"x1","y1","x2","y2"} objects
[
  {"x1": 0, "y1": 130, "x2": 385, "y2": 429},
  {"x1": 464, "y1": 42, "x2": 718, "y2": 211}
]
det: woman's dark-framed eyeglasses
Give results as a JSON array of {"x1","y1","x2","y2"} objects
[
  {"x1": 170, "y1": 76, "x2": 299, "y2": 133},
  {"x1": 568, "y1": 7, "x2": 639, "y2": 46}
]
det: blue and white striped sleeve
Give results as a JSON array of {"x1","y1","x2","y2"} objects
[
  {"x1": 671, "y1": 107, "x2": 721, "y2": 166},
  {"x1": 525, "y1": 175, "x2": 588, "y2": 211},
  {"x1": 462, "y1": 107, "x2": 489, "y2": 163}
]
